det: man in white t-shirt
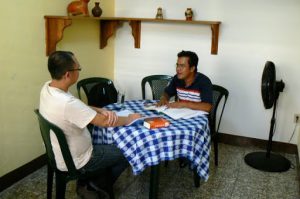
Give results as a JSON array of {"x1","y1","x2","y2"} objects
[{"x1": 40, "y1": 51, "x2": 140, "y2": 198}]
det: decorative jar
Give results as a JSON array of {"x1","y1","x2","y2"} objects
[
  {"x1": 92, "y1": 2, "x2": 102, "y2": 17},
  {"x1": 185, "y1": 8, "x2": 193, "y2": 21}
]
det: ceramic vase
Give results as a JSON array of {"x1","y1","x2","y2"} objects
[
  {"x1": 92, "y1": 2, "x2": 102, "y2": 17},
  {"x1": 185, "y1": 8, "x2": 193, "y2": 21},
  {"x1": 156, "y1": 7, "x2": 163, "y2": 19}
]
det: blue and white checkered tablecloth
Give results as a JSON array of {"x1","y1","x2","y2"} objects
[{"x1": 92, "y1": 100, "x2": 211, "y2": 181}]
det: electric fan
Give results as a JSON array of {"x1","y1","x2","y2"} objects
[{"x1": 244, "y1": 61, "x2": 291, "y2": 172}]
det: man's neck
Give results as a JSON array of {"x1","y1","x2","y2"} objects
[
  {"x1": 49, "y1": 80, "x2": 69, "y2": 92},
  {"x1": 184, "y1": 72, "x2": 196, "y2": 87}
]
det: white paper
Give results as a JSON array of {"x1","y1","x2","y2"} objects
[
  {"x1": 143, "y1": 105, "x2": 167, "y2": 112},
  {"x1": 143, "y1": 105, "x2": 208, "y2": 120},
  {"x1": 182, "y1": 110, "x2": 208, "y2": 119},
  {"x1": 116, "y1": 109, "x2": 134, "y2": 117},
  {"x1": 116, "y1": 109, "x2": 157, "y2": 126}
]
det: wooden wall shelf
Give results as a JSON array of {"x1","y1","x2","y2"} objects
[{"x1": 44, "y1": 16, "x2": 221, "y2": 56}]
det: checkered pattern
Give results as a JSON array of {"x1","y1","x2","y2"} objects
[{"x1": 92, "y1": 100, "x2": 210, "y2": 181}]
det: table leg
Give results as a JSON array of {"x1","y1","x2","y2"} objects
[
  {"x1": 193, "y1": 169, "x2": 200, "y2": 188},
  {"x1": 149, "y1": 164, "x2": 160, "y2": 199}
]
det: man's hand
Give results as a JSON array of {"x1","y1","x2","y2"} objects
[
  {"x1": 101, "y1": 110, "x2": 118, "y2": 126},
  {"x1": 126, "y1": 113, "x2": 142, "y2": 125},
  {"x1": 157, "y1": 95, "x2": 169, "y2": 106},
  {"x1": 166, "y1": 101, "x2": 213, "y2": 112}
]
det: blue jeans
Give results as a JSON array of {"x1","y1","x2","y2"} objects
[{"x1": 79, "y1": 145, "x2": 129, "y2": 184}]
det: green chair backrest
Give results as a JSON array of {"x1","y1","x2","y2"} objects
[
  {"x1": 210, "y1": 85, "x2": 229, "y2": 134},
  {"x1": 34, "y1": 109, "x2": 78, "y2": 177},
  {"x1": 77, "y1": 77, "x2": 118, "y2": 108},
  {"x1": 141, "y1": 75, "x2": 173, "y2": 100}
]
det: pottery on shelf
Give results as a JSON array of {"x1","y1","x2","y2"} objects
[
  {"x1": 67, "y1": 0, "x2": 90, "y2": 16},
  {"x1": 185, "y1": 8, "x2": 193, "y2": 21},
  {"x1": 92, "y1": 2, "x2": 102, "y2": 17},
  {"x1": 156, "y1": 7, "x2": 163, "y2": 19}
]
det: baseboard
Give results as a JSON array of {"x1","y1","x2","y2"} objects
[
  {"x1": 0, "y1": 154, "x2": 46, "y2": 192},
  {"x1": 219, "y1": 132, "x2": 298, "y2": 154}
]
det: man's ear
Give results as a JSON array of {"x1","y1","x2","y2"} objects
[
  {"x1": 63, "y1": 71, "x2": 70, "y2": 80},
  {"x1": 190, "y1": 65, "x2": 195, "y2": 73}
]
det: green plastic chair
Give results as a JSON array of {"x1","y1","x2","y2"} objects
[
  {"x1": 210, "y1": 84, "x2": 229, "y2": 166},
  {"x1": 77, "y1": 77, "x2": 120, "y2": 108},
  {"x1": 193, "y1": 84, "x2": 229, "y2": 187},
  {"x1": 141, "y1": 75, "x2": 173, "y2": 100},
  {"x1": 34, "y1": 109, "x2": 114, "y2": 199}
]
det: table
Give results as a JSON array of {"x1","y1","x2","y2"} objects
[{"x1": 92, "y1": 100, "x2": 210, "y2": 198}]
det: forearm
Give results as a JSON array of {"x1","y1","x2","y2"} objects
[
  {"x1": 90, "y1": 106, "x2": 105, "y2": 113},
  {"x1": 113, "y1": 116, "x2": 129, "y2": 126},
  {"x1": 168, "y1": 101, "x2": 212, "y2": 112},
  {"x1": 90, "y1": 112, "x2": 141, "y2": 127},
  {"x1": 157, "y1": 93, "x2": 170, "y2": 106},
  {"x1": 90, "y1": 113, "x2": 113, "y2": 127},
  {"x1": 90, "y1": 113, "x2": 127, "y2": 127},
  {"x1": 161, "y1": 93, "x2": 170, "y2": 101}
]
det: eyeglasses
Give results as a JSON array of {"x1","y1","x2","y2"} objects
[
  {"x1": 176, "y1": 63, "x2": 186, "y2": 69},
  {"x1": 68, "y1": 67, "x2": 82, "y2": 72}
]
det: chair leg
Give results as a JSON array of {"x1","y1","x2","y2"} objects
[
  {"x1": 105, "y1": 172, "x2": 115, "y2": 199},
  {"x1": 214, "y1": 134, "x2": 219, "y2": 166},
  {"x1": 47, "y1": 164, "x2": 53, "y2": 199},
  {"x1": 193, "y1": 169, "x2": 200, "y2": 188},
  {"x1": 149, "y1": 165, "x2": 160, "y2": 199},
  {"x1": 178, "y1": 157, "x2": 189, "y2": 168},
  {"x1": 106, "y1": 186, "x2": 115, "y2": 199},
  {"x1": 55, "y1": 173, "x2": 67, "y2": 199},
  {"x1": 164, "y1": 161, "x2": 169, "y2": 167}
]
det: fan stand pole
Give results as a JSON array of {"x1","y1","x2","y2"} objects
[
  {"x1": 244, "y1": 97, "x2": 291, "y2": 172},
  {"x1": 266, "y1": 98, "x2": 277, "y2": 158}
]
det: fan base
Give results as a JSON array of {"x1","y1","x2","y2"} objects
[{"x1": 244, "y1": 152, "x2": 291, "y2": 172}]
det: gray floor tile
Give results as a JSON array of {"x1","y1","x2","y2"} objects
[{"x1": 0, "y1": 144, "x2": 299, "y2": 199}]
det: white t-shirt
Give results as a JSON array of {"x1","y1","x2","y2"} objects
[{"x1": 39, "y1": 81, "x2": 97, "y2": 171}]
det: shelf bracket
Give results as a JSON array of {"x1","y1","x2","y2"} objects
[
  {"x1": 129, "y1": 20, "x2": 141, "y2": 48},
  {"x1": 210, "y1": 24, "x2": 220, "y2": 55},
  {"x1": 100, "y1": 20, "x2": 120, "y2": 49},
  {"x1": 44, "y1": 17, "x2": 72, "y2": 56}
]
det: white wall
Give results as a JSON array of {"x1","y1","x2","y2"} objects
[
  {"x1": 0, "y1": 0, "x2": 115, "y2": 176},
  {"x1": 114, "y1": 0, "x2": 300, "y2": 143}
]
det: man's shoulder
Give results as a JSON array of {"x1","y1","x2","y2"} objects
[
  {"x1": 171, "y1": 74, "x2": 184, "y2": 85},
  {"x1": 196, "y1": 72, "x2": 212, "y2": 83},
  {"x1": 41, "y1": 82, "x2": 79, "y2": 107}
]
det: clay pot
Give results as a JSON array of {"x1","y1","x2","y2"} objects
[
  {"x1": 92, "y1": 2, "x2": 102, "y2": 17},
  {"x1": 156, "y1": 7, "x2": 163, "y2": 19},
  {"x1": 185, "y1": 8, "x2": 193, "y2": 21},
  {"x1": 67, "y1": 0, "x2": 90, "y2": 16}
]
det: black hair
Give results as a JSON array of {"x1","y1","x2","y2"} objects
[
  {"x1": 177, "y1": 50, "x2": 198, "y2": 72},
  {"x1": 48, "y1": 51, "x2": 75, "y2": 80}
]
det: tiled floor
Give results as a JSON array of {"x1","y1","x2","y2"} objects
[{"x1": 0, "y1": 143, "x2": 299, "y2": 199}]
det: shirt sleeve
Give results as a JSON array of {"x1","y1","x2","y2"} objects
[
  {"x1": 200, "y1": 77, "x2": 213, "y2": 104},
  {"x1": 164, "y1": 75, "x2": 177, "y2": 97},
  {"x1": 64, "y1": 97, "x2": 97, "y2": 129}
]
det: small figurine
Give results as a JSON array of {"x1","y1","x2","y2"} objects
[
  {"x1": 185, "y1": 8, "x2": 193, "y2": 21},
  {"x1": 156, "y1": 7, "x2": 163, "y2": 19},
  {"x1": 67, "y1": 0, "x2": 90, "y2": 16}
]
